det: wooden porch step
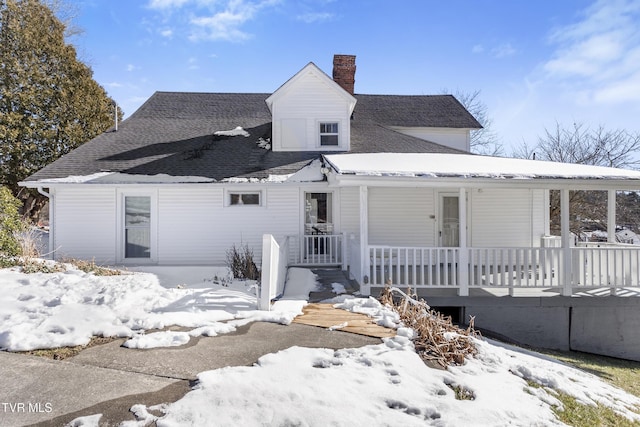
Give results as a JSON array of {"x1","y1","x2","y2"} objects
[{"x1": 293, "y1": 303, "x2": 396, "y2": 339}]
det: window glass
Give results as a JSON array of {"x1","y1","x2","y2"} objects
[
  {"x1": 320, "y1": 122, "x2": 339, "y2": 146},
  {"x1": 230, "y1": 192, "x2": 260, "y2": 205},
  {"x1": 125, "y1": 196, "x2": 151, "y2": 258},
  {"x1": 304, "y1": 192, "x2": 333, "y2": 234}
]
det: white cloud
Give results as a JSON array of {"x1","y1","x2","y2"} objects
[
  {"x1": 106, "y1": 82, "x2": 123, "y2": 88},
  {"x1": 188, "y1": 0, "x2": 281, "y2": 42},
  {"x1": 145, "y1": 0, "x2": 280, "y2": 43},
  {"x1": 296, "y1": 12, "x2": 335, "y2": 23},
  {"x1": 472, "y1": 44, "x2": 484, "y2": 54},
  {"x1": 542, "y1": 0, "x2": 640, "y2": 104},
  {"x1": 187, "y1": 57, "x2": 199, "y2": 70},
  {"x1": 147, "y1": 0, "x2": 190, "y2": 10},
  {"x1": 126, "y1": 64, "x2": 139, "y2": 72},
  {"x1": 491, "y1": 43, "x2": 516, "y2": 58}
]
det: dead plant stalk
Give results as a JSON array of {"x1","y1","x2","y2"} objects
[{"x1": 380, "y1": 286, "x2": 479, "y2": 368}]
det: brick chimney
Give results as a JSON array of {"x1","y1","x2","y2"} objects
[{"x1": 332, "y1": 54, "x2": 356, "y2": 95}]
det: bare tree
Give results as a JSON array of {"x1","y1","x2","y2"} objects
[
  {"x1": 446, "y1": 89, "x2": 503, "y2": 156},
  {"x1": 535, "y1": 122, "x2": 640, "y2": 168},
  {"x1": 514, "y1": 122, "x2": 640, "y2": 236}
]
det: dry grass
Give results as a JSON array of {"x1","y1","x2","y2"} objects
[
  {"x1": 539, "y1": 349, "x2": 640, "y2": 399},
  {"x1": 62, "y1": 258, "x2": 124, "y2": 276},
  {"x1": 379, "y1": 286, "x2": 479, "y2": 368},
  {"x1": 18, "y1": 336, "x2": 118, "y2": 360}
]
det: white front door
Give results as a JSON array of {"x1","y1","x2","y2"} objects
[{"x1": 439, "y1": 193, "x2": 460, "y2": 247}]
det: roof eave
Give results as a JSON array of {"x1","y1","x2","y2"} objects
[{"x1": 328, "y1": 173, "x2": 640, "y2": 191}]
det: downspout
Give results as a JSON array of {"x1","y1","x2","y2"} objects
[{"x1": 37, "y1": 187, "x2": 53, "y2": 260}]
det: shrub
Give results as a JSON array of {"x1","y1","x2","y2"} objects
[
  {"x1": 226, "y1": 243, "x2": 260, "y2": 280},
  {"x1": 0, "y1": 187, "x2": 26, "y2": 257}
]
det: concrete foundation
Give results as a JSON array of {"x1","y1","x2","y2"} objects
[{"x1": 372, "y1": 286, "x2": 640, "y2": 361}]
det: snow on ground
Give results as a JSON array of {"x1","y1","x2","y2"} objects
[
  {"x1": 3, "y1": 262, "x2": 640, "y2": 426},
  {"x1": 0, "y1": 264, "x2": 314, "y2": 352},
  {"x1": 125, "y1": 329, "x2": 640, "y2": 427},
  {"x1": 331, "y1": 282, "x2": 346, "y2": 294}
]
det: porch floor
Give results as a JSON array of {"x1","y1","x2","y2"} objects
[
  {"x1": 309, "y1": 268, "x2": 360, "y2": 302},
  {"x1": 369, "y1": 286, "x2": 640, "y2": 300}
]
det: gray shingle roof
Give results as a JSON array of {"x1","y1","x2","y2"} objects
[{"x1": 24, "y1": 91, "x2": 481, "y2": 182}]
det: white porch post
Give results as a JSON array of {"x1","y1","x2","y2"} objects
[
  {"x1": 359, "y1": 186, "x2": 370, "y2": 296},
  {"x1": 560, "y1": 189, "x2": 573, "y2": 296},
  {"x1": 607, "y1": 189, "x2": 618, "y2": 296},
  {"x1": 607, "y1": 189, "x2": 616, "y2": 243},
  {"x1": 458, "y1": 187, "x2": 469, "y2": 296}
]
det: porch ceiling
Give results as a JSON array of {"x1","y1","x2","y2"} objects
[{"x1": 324, "y1": 153, "x2": 640, "y2": 190}]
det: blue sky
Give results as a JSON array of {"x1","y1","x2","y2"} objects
[{"x1": 73, "y1": 0, "x2": 640, "y2": 154}]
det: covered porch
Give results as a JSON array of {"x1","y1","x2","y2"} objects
[{"x1": 323, "y1": 153, "x2": 640, "y2": 297}]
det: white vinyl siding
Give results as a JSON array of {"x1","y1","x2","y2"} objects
[
  {"x1": 157, "y1": 188, "x2": 221, "y2": 264},
  {"x1": 158, "y1": 186, "x2": 300, "y2": 265},
  {"x1": 389, "y1": 127, "x2": 471, "y2": 152},
  {"x1": 53, "y1": 187, "x2": 116, "y2": 263},
  {"x1": 368, "y1": 187, "x2": 436, "y2": 246},
  {"x1": 470, "y1": 188, "x2": 546, "y2": 247},
  {"x1": 271, "y1": 70, "x2": 351, "y2": 151},
  {"x1": 51, "y1": 185, "x2": 304, "y2": 266},
  {"x1": 339, "y1": 187, "x2": 360, "y2": 238}
]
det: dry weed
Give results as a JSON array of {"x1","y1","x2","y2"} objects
[
  {"x1": 380, "y1": 285, "x2": 479, "y2": 368},
  {"x1": 62, "y1": 258, "x2": 124, "y2": 276}
]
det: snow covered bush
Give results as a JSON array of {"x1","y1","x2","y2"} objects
[
  {"x1": 226, "y1": 243, "x2": 260, "y2": 280},
  {"x1": 0, "y1": 186, "x2": 26, "y2": 258}
]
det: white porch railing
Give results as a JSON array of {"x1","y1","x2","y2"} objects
[
  {"x1": 369, "y1": 246, "x2": 460, "y2": 287},
  {"x1": 468, "y1": 247, "x2": 562, "y2": 287},
  {"x1": 291, "y1": 233, "x2": 346, "y2": 266},
  {"x1": 574, "y1": 243, "x2": 640, "y2": 287},
  {"x1": 366, "y1": 245, "x2": 640, "y2": 293}
]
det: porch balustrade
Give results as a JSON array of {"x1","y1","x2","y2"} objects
[
  {"x1": 366, "y1": 244, "x2": 640, "y2": 293},
  {"x1": 289, "y1": 233, "x2": 346, "y2": 267}
]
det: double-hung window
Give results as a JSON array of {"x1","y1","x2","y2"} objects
[{"x1": 319, "y1": 122, "x2": 339, "y2": 146}]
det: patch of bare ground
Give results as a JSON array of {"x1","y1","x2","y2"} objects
[{"x1": 17, "y1": 336, "x2": 120, "y2": 360}]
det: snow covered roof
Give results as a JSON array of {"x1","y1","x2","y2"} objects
[{"x1": 324, "y1": 153, "x2": 640, "y2": 183}]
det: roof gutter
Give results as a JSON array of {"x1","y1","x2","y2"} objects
[{"x1": 329, "y1": 172, "x2": 640, "y2": 191}]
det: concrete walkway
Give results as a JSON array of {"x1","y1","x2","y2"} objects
[
  {"x1": 1, "y1": 322, "x2": 380, "y2": 426},
  {"x1": 309, "y1": 268, "x2": 360, "y2": 302}
]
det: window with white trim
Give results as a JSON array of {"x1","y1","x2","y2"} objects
[
  {"x1": 319, "y1": 122, "x2": 339, "y2": 146},
  {"x1": 229, "y1": 192, "x2": 261, "y2": 206}
]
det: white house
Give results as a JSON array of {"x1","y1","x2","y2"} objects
[{"x1": 21, "y1": 55, "x2": 640, "y2": 298}]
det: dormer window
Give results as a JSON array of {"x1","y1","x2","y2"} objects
[{"x1": 320, "y1": 122, "x2": 339, "y2": 146}]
